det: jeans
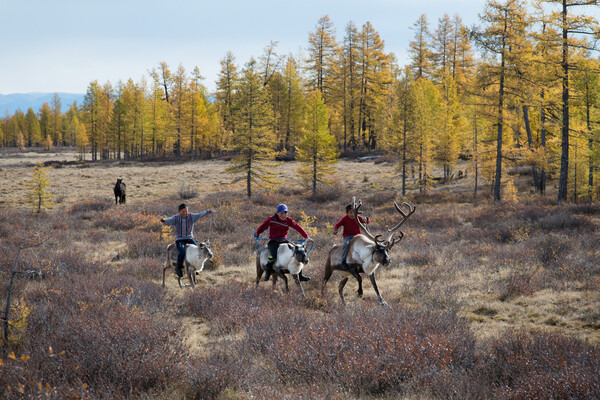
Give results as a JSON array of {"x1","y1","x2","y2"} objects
[
  {"x1": 341, "y1": 235, "x2": 355, "y2": 262},
  {"x1": 176, "y1": 238, "x2": 197, "y2": 268}
]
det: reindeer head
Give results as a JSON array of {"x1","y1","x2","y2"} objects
[
  {"x1": 198, "y1": 241, "x2": 214, "y2": 260},
  {"x1": 372, "y1": 244, "x2": 391, "y2": 266},
  {"x1": 292, "y1": 244, "x2": 309, "y2": 264}
]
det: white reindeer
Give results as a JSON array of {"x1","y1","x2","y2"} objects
[
  {"x1": 256, "y1": 241, "x2": 312, "y2": 295},
  {"x1": 321, "y1": 198, "x2": 415, "y2": 306},
  {"x1": 162, "y1": 241, "x2": 213, "y2": 288}
]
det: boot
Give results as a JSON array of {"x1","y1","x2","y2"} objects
[
  {"x1": 298, "y1": 272, "x2": 311, "y2": 282},
  {"x1": 341, "y1": 260, "x2": 350, "y2": 271},
  {"x1": 263, "y1": 260, "x2": 275, "y2": 281}
]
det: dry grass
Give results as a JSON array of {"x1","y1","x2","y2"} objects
[
  {"x1": 0, "y1": 148, "x2": 401, "y2": 208},
  {"x1": 1, "y1": 148, "x2": 599, "y2": 398}
]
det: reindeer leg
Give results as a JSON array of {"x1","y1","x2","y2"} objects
[
  {"x1": 256, "y1": 264, "x2": 264, "y2": 286},
  {"x1": 188, "y1": 264, "x2": 195, "y2": 287},
  {"x1": 276, "y1": 271, "x2": 289, "y2": 292},
  {"x1": 338, "y1": 277, "x2": 349, "y2": 305},
  {"x1": 321, "y1": 259, "x2": 334, "y2": 296},
  {"x1": 162, "y1": 264, "x2": 169, "y2": 287},
  {"x1": 348, "y1": 265, "x2": 363, "y2": 298},
  {"x1": 292, "y1": 274, "x2": 305, "y2": 297},
  {"x1": 369, "y1": 273, "x2": 387, "y2": 306}
]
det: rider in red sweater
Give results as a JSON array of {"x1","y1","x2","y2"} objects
[
  {"x1": 333, "y1": 204, "x2": 370, "y2": 271},
  {"x1": 256, "y1": 204, "x2": 312, "y2": 282}
]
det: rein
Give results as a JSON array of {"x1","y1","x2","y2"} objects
[{"x1": 255, "y1": 235, "x2": 315, "y2": 254}]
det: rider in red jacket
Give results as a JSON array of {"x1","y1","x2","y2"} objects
[
  {"x1": 333, "y1": 204, "x2": 370, "y2": 271},
  {"x1": 256, "y1": 204, "x2": 312, "y2": 282}
]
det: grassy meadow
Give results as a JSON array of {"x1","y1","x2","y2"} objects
[{"x1": 1, "y1": 148, "x2": 599, "y2": 399}]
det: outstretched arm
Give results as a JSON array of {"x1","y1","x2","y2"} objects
[
  {"x1": 191, "y1": 209, "x2": 212, "y2": 223},
  {"x1": 162, "y1": 215, "x2": 177, "y2": 226}
]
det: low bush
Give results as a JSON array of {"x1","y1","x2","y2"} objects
[
  {"x1": 125, "y1": 230, "x2": 167, "y2": 259},
  {"x1": 67, "y1": 197, "x2": 112, "y2": 214},
  {"x1": 244, "y1": 306, "x2": 478, "y2": 396},
  {"x1": 535, "y1": 211, "x2": 592, "y2": 231},
  {"x1": 95, "y1": 208, "x2": 162, "y2": 232},
  {"x1": 21, "y1": 277, "x2": 184, "y2": 399},
  {"x1": 486, "y1": 330, "x2": 600, "y2": 399}
]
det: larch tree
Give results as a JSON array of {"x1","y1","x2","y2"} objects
[
  {"x1": 306, "y1": 15, "x2": 338, "y2": 102},
  {"x1": 216, "y1": 51, "x2": 239, "y2": 148},
  {"x1": 431, "y1": 14, "x2": 454, "y2": 83},
  {"x1": 357, "y1": 21, "x2": 392, "y2": 149},
  {"x1": 171, "y1": 64, "x2": 190, "y2": 158},
  {"x1": 436, "y1": 72, "x2": 466, "y2": 182},
  {"x1": 226, "y1": 59, "x2": 279, "y2": 197},
  {"x1": 38, "y1": 102, "x2": 51, "y2": 151},
  {"x1": 339, "y1": 21, "x2": 361, "y2": 151},
  {"x1": 50, "y1": 93, "x2": 62, "y2": 146},
  {"x1": 23, "y1": 161, "x2": 53, "y2": 213},
  {"x1": 573, "y1": 56, "x2": 600, "y2": 200},
  {"x1": 25, "y1": 108, "x2": 41, "y2": 146},
  {"x1": 537, "y1": 0, "x2": 600, "y2": 202},
  {"x1": 390, "y1": 67, "x2": 416, "y2": 196},
  {"x1": 82, "y1": 81, "x2": 101, "y2": 160},
  {"x1": 296, "y1": 91, "x2": 339, "y2": 200},
  {"x1": 280, "y1": 55, "x2": 305, "y2": 152},
  {"x1": 411, "y1": 78, "x2": 441, "y2": 192},
  {"x1": 471, "y1": 0, "x2": 530, "y2": 203},
  {"x1": 408, "y1": 14, "x2": 433, "y2": 79},
  {"x1": 148, "y1": 76, "x2": 172, "y2": 157}
]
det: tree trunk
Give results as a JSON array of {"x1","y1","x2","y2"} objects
[
  {"x1": 558, "y1": 0, "x2": 569, "y2": 203},
  {"x1": 523, "y1": 105, "x2": 541, "y2": 190}
]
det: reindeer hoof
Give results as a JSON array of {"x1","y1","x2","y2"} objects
[
  {"x1": 379, "y1": 300, "x2": 388, "y2": 306},
  {"x1": 356, "y1": 291, "x2": 363, "y2": 298}
]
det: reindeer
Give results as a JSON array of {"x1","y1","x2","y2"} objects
[
  {"x1": 114, "y1": 178, "x2": 126, "y2": 205},
  {"x1": 321, "y1": 198, "x2": 415, "y2": 306},
  {"x1": 162, "y1": 241, "x2": 213, "y2": 288},
  {"x1": 256, "y1": 240, "x2": 312, "y2": 296}
]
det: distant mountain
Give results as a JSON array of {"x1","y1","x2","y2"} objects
[{"x1": 0, "y1": 92, "x2": 85, "y2": 115}]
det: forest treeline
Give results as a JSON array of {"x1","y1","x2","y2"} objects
[{"x1": 2, "y1": 0, "x2": 599, "y2": 202}]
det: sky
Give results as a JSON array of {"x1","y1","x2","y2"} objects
[{"x1": 1, "y1": 0, "x2": 596, "y2": 95}]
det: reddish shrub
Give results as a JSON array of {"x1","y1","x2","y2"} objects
[
  {"x1": 244, "y1": 306, "x2": 478, "y2": 396},
  {"x1": 486, "y1": 330, "x2": 600, "y2": 399},
  {"x1": 22, "y1": 281, "x2": 184, "y2": 398}
]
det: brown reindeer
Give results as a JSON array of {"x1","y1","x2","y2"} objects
[
  {"x1": 114, "y1": 178, "x2": 126, "y2": 205},
  {"x1": 321, "y1": 198, "x2": 415, "y2": 305}
]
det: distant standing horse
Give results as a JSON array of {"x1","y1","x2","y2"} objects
[{"x1": 114, "y1": 178, "x2": 126, "y2": 204}]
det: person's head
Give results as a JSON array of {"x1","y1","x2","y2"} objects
[
  {"x1": 346, "y1": 204, "x2": 355, "y2": 219},
  {"x1": 178, "y1": 203, "x2": 188, "y2": 217},
  {"x1": 276, "y1": 204, "x2": 288, "y2": 220}
]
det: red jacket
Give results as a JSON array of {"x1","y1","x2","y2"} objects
[
  {"x1": 256, "y1": 214, "x2": 309, "y2": 240},
  {"x1": 334, "y1": 215, "x2": 370, "y2": 237}
]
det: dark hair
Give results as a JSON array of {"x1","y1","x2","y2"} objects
[
  {"x1": 178, "y1": 203, "x2": 187, "y2": 211},
  {"x1": 346, "y1": 204, "x2": 352, "y2": 213}
]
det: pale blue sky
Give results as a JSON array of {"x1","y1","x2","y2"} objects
[{"x1": 1, "y1": 0, "x2": 596, "y2": 94}]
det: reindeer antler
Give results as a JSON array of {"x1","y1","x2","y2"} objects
[
  {"x1": 352, "y1": 197, "x2": 385, "y2": 246},
  {"x1": 383, "y1": 202, "x2": 416, "y2": 247}
]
